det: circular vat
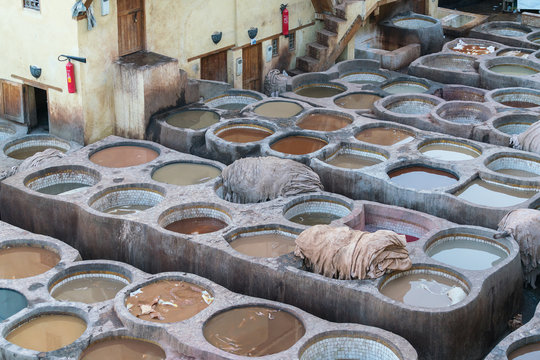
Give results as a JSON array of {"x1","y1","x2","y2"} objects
[
  {"x1": 0, "y1": 123, "x2": 16, "y2": 141},
  {"x1": 382, "y1": 95, "x2": 442, "y2": 115},
  {"x1": 493, "y1": 113, "x2": 539, "y2": 135},
  {"x1": 159, "y1": 204, "x2": 231, "y2": 235},
  {"x1": 324, "y1": 146, "x2": 388, "y2": 169},
  {"x1": 24, "y1": 165, "x2": 101, "y2": 196},
  {"x1": 334, "y1": 92, "x2": 383, "y2": 110},
  {"x1": 439, "y1": 85, "x2": 486, "y2": 102},
  {"x1": 4, "y1": 311, "x2": 87, "y2": 352},
  {"x1": 0, "y1": 241, "x2": 60, "y2": 279},
  {"x1": 527, "y1": 31, "x2": 540, "y2": 44},
  {"x1": 89, "y1": 185, "x2": 164, "y2": 216},
  {"x1": 299, "y1": 331, "x2": 402, "y2": 360},
  {"x1": 447, "y1": 39, "x2": 499, "y2": 56},
  {"x1": 213, "y1": 122, "x2": 274, "y2": 143},
  {"x1": 488, "y1": 62, "x2": 539, "y2": 77},
  {"x1": 203, "y1": 305, "x2": 305, "y2": 357},
  {"x1": 152, "y1": 161, "x2": 222, "y2": 186},
  {"x1": 0, "y1": 289, "x2": 27, "y2": 321},
  {"x1": 355, "y1": 126, "x2": 415, "y2": 146},
  {"x1": 382, "y1": 80, "x2": 430, "y2": 95},
  {"x1": 378, "y1": 266, "x2": 470, "y2": 308},
  {"x1": 339, "y1": 71, "x2": 388, "y2": 84},
  {"x1": 486, "y1": 153, "x2": 540, "y2": 178},
  {"x1": 425, "y1": 231, "x2": 509, "y2": 271},
  {"x1": 270, "y1": 134, "x2": 328, "y2": 155},
  {"x1": 4, "y1": 135, "x2": 70, "y2": 160},
  {"x1": 80, "y1": 336, "x2": 166, "y2": 360},
  {"x1": 205, "y1": 92, "x2": 262, "y2": 111},
  {"x1": 434, "y1": 101, "x2": 493, "y2": 124},
  {"x1": 489, "y1": 88, "x2": 540, "y2": 109},
  {"x1": 453, "y1": 177, "x2": 539, "y2": 207},
  {"x1": 125, "y1": 279, "x2": 213, "y2": 323},
  {"x1": 253, "y1": 101, "x2": 304, "y2": 118},
  {"x1": 387, "y1": 164, "x2": 459, "y2": 190},
  {"x1": 419, "y1": 139, "x2": 482, "y2": 161},
  {"x1": 392, "y1": 15, "x2": 436, "y2": 29},
  {"x1": 497, "y1": 48, "x2": 534, "y2": 58},
  {"x1": 420, "y1": 53, "x2": 477, "y2": 72},
  {"x1": 507, "y1": 337, "x2": 540, "y2": 360},
  {"x1": 296, "y1": 111, "x2": 353, "y2": 132},
  {"x1": 225, "y1": 225, "x2": 300, "y2": 258},
  {"x1": 294, "y1": 83, "x2": 346, "y2": 98},
  {"x1": 89, "y1": 143, "x2": 160, "y2": 168},
  {"x1": 283, "y1": 196, "x2": 352, "y2": 226},
  {"x1": 165, "y1": 109, "x2": 220, "y2": 130},
  {"x1": 48, "y1": 263, "x2": 132, "y2": 304},
  {"x1": 486, "y1": 22, "x2": 532, "y2": 37}
]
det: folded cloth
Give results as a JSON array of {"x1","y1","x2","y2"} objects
[
  {"x1": 512, "y1": 121, "x2": 540, "y2": 155},
  {"x1": 294, "y1": 225, "x2": 412, "y2": 280}
]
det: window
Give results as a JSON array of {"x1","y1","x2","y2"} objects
[
  {"x1": 289, "y1": 32, "x2": 296, "y2": 51},
  {"x1": 24, "y1": 0, "x2": 40, "y2": 10},
  {"x1": 272, "y1": 38, "x2": 279, "y2": 57}
]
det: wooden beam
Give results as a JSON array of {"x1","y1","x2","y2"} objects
[
  {"x1": 10, "y1": 75, "x2": 63, "y2": 93},
  {"x1": 76, "y1": 0, "x2": 94, "y2": 20},
  {"x1": 188, "y1": 45, "x2": 235, "y2": 63}
]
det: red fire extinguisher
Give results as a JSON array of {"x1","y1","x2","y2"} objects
[
  {"x1": 66, "y1": 60, "x2": 76, "y2": 94},
  {"x1": 281, "y1": 4, "x2": 289, "y2": 37}
]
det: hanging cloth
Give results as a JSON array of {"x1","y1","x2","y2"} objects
[{"x1": 72, "y1": 0, "x2": 97, "y2": 30}]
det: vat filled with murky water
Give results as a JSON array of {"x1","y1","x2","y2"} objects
[
  {"x1": 434, "y1": 101, "x2": 493, "y2": 125},
  {"x1": 80, "y1": 337, "x2": 166, "y2": 360},
  {"x1": 454, "y1": 178, "x2": 538, "y2": 207},
  {"x1": 270, "y1": 135, "x2": 327, "y2": 155},
  {"x1": 508, "y1": 342, "x2": 540, "y2": 360},
  {"x1": 296, "y1": 112, "x2": 352, "y2": 132},
  {"x1": 382, "y1": 80, "x2": 429, "y2": 94},
  {"x1": 325, "y1": 147, "x2": 387, "y2": 169},
  {"x1": 294, "y1": 83, "x2": 346, "y2": 98},
  {"x1": 3, "y1": 135, "x2": 71, "y2": 160},
  {"x1": 339, "y1": 71, "x2": 388, "y2": 84},
  {"x1": 419, "y1": 140, "x2": 481, "y2": 161},
  {"x1": 488, "y1": 64, "x2": 538, "y2": 76},
  {"x1": 50, "y1": 271, "x2": 130, "y2": 304},
  {"x1": 334, "y1": 92, "x2": 382, "y2": 110},
  {"x1": 253, "y1": 101, "x2": 304, "y2": 118},
  {"x1": 204, "y1": 91, "x2": 262, "y2": 111},
  {"x1": 381, "y1": 95, "x2": 442, "y2": 115},
  {"x1": 90, "y1": 144, "x2": 159, "y2": 168},
  {"x1": 89, "y1": 185, "x2": 164, "y2": 216},
  {"x1": 152, "y1": 162, "x2": 221, "y2": 186},
  {"x1": 24, "y1": 166, "x2": 101, "y2": 196},
  {"x1": 0, "y1": 244, "x2": 60, "y2": 279},
  {"x1": 497, "y1": 48, "x2": 533, "y2": 58},
  {"x1": 488, "y1": 88, "x2": 540, "y2": 109},
  {"x1": 227, "y1": 226, "x2": 298, "y2": 258},
  {"x1": 125, "y1": 280, "x2": 212, "y2": 323},
  {"x1": 160, "y1": 205, "x2": 231, "y2": 235},
  {"x1": 214, "y1": 123, "x2": 274, "y2": 143},
  {"x1": 203, "y1": 306, "x2": 305, "y2": 357},
  {"x1": 284, "y1": 196, "x2": 351, "y2": 226},
  {"x1": 388, "y1": 165, "x2": 459, "y2": 190},
  {"x1": 379, "y1": 267, "x2": 469, "y2": 308},
  {"x1": 493, "y1": 113, "x2": 539, "y2": 135},
  {"x1": 426, "y1": 232, "x2": 508, "y2": 270},
  {"x1": 486, "y1": 154, "x2": 540, "y2": 178},
  {"x1": 393, "y1": 16, "x2": 436, "y2": 29},
  {"x1": 5, "y1": 313, "x2": 87, "y2": 352},
  {"x1": 0, "y1": 289, "x2": 27, "y2": 321},
  {"x1": 355, "y1": 127, "x2": 415, "y2": 146},
  {"x1": 165, "y1": 110, "x2": 220, "y2": 130}
]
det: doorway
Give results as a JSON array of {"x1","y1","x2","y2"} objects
[
  {"x1": 117, "y1": 0, "x2": 145, "y2": 56},
  {"x1": 201, "y1": 51, "x2": 228, "y2": 83},
  {"x1": 242, "y1": 43, "x2": 262, "y2": 91},
  {"x1": 34, "y1": 88, "x2": 49, "y2": 130}
]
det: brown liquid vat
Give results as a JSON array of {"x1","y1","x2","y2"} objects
[
  {"x1": 80, "y1": 337, "x2": 166, "y2": 360},
  {"x1": 355, "y1": 127, "x2": 415, "y2": 146},
  {"x1": 215, "y1": 124, "x2": 273, "y2": 143},
  {"x1": 253, "y1": 101, "x2": 304, "y2": 118},
  {"x1": 0, "y1": 245, "x2": 60, "y2": 279},
  {"x1": 388, "y1": 165, "x2": 459, "y2": 190},
  {"x1": 152, "y1": 162, "x2": 222, "y2": 186},
  {"x1": 89, "y1": 145, "x2": 159, "y2": 168},
  {"x1": 159, "y1": 205, "x2": 232, "y2": 235},
  {"x1": 271, "y1": 135, "x2": 328, "y2": 155},
  {"x1": 297, "y1": 113, "x2": 352, "y2": 132}
]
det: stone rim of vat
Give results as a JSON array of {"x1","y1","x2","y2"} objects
[
  {"x1": 249, "y1": 99, "x2": 306, "y2": 119},
  {"x1": 210, "y1": 119, "x2": 277, "y2": 143},
  {"x1": 202, "y1": 303, "x2": 307, "y2": 356},
  {"x1": 0, "y1": 123, "x2": 16, "y2": 140},
  {"x1": 438, "y1": 84, "x2": 487, "y2": 102},
  {"x1": 533, "y1": 50, "x2": 540, "y2": 61},
  {"x1": 333, "y1": 91, "x2": 385, "y2": 111},
  {"x1": 417, "y1": 138, "x2": 483, "y2": 160},
  {"x1": 339, "y1": 70, "x2": 389, "y2": 84},
  {"x1": 442, "y1": 38, "x2": 503, "y2": 56},
  {"x1": 79, "y1": 333, "x2": 168, "y2": 359},
  {"x1": 282, "y1": 194, "x2": 353, "y2": 226},
  {"x1": 223, "y1": 224, "x2": 301, "y2": 258},
  {"x1": 423, "y1": 227, "x2": 514, "y2": 271},
  {"x1": 431, "y1": 100, "x2": 495, "y2": 125},
  {"x1": 414, "y1": 53, "x2": 479, "y2": 71},
  {"x1": 386, "y1": 162, "x2": 460, "y2": 189},
  {"x1": 353, "y1": 123, "x2": 417, "y2": 146},
  {"x1": 490, "y1": 111, "x2": 539, "y2": 137},
  {"x1": 481, "y1": 56, "x2": 540, "y2": 77},
  {"x1": 115, "y1": 272, "x2": 217, "y2": 325},
  {"x1": 526, "y1": 31, "x2": 540, "y2": 45},
  {"x1": 204, "y1": 90, "x2": 265, "y2": 111},
  {"x1": 482, "y1": 21, "x2": 532, "y2": 37},
  {"x1": 380, "y1": 77, "x2": 432, "y2": 95},
  {"x1": 47, "y1": 260, "x2": 139, "y2": 304},
  {"x1": 3, "y1": 134, "x2": 71, "y2": 160},
  {"x1": 391, "y1": 13, "x2": 438, "y2": 29},
  {"x1": 158, "y1": 202, "x2": 232, "y2": 235},
  {"x1": 0, "y1": 303, "x2": 92, "y2": 358},
  {"x1": 377, "y1": 265, "x2": 472, "y2": 309},
  {"x1": 23, "y1": 165, "x2": 102, "y2": 195},
  {"x1": 266, "y1": 131, "x2": 332, "y2": 158},
  {"x1": 484, "y1": 152, "x2": 540, "y2": 178},
  {"x1": 151, "y1": 160, "x2": 224, "y2": 186},
  {"x1": 506, "y1": 335, "x2": 540, "y2": 359},
  {"x1": 298, "y1": 330, "x2": 409, "y2": 360},
  {"x1": 163, "y1": 108, "x2": 221, "y2": 131},
  {"x1": 88, "y1": 141, "x2": 161, "y2": 167},
  {"x1": 496, "y1": 47, "x2": 535, "y2": 58},
  {"x1": 87, "y1": 183, "x2": 166, "y2": 215},
  {"x1": 322, "y1": 143, "x2": 390, "y2": 169},
  {"x1": 296, "y1": 109, "x2": 355, "y2": 132},
  {"x1": 486, "y1": 87, "x2": 540, "y2": 111},
  {"x1": 373, "y1": 94, "x2": 444, "y2": 118},
  {"x1": 293, "y1": 82, "x2": 347, "y2": 97}
]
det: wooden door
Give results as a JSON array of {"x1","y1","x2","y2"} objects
[
  {"x1": 201, "y1": 51, "x2": 228, "y2": 83},
  {"x1": 1, "y1": 80, "x2": 24, "y2": 124},
  {"x1": 242, "y1": 44, "x2": 262, "y2": 91},
  {"x1": 117, "y1": 0, "x2": 145, "y2": 56}
]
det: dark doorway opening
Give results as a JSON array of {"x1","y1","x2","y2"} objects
[{"x1": 34, "y1": 87, "x2": 48, "y2": 131}]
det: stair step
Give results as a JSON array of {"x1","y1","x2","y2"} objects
[
  {"x1": 296, "y1": 56, "x2": 321, "y2": 72},
  {"x1": 308, "y1": 42, "x2": 329, "y2": 60},
  {"x1": 316, "y1": 29, "x2": 338, "y2": 46},
  {"x1": 324, "y1": 14, "x2": 346, "y2": 32},
  {"x1": 287, "y1": 68, "x2": 305, "y2": 77}
]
